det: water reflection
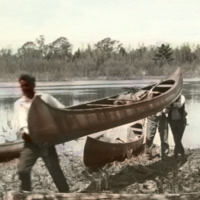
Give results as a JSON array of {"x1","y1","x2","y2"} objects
[
  {"x1": 179, "y1": 81, "x2": 200, "y2": 149},
  {"x1": 184, "y1": 81, "x2": 200, "y2": 102}
]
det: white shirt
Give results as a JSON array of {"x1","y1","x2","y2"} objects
[
  {"x1": 13, "y1": 93, "x2": 65, "y2": 134},
  {"x1": 173, "y1": 94, "x2": 185, "y2": 108},
  {"x1": 171, "y1": 94, "x2": 186, "y2": 120}
]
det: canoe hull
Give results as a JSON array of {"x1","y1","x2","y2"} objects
[
  {"x1": 83, "y1": 120, "x2": 144, "y2": 167},
  {"x1": 28, "y1": 68, "x2": 182, "y2": 146},
  {"x1": 0, "y1": 140, "x2": 23, "y2": 162}
]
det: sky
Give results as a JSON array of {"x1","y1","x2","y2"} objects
[{"x1": 0, "y1": 0, "x2": 200, "y2": 53}]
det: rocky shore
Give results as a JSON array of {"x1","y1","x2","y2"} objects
[{"x1": 1, "y1": 145, "x2": 200, "y2": 199}]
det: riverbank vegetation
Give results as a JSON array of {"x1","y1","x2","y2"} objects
[{"x1": 1, "y1": 35, "x2": 200, "y2": 81}]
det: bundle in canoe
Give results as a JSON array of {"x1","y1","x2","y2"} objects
[
  {"x1": 28, "y1": 67, "x2": 182, "y2": 147},
  {"x1": 0, "y1": 140, "x2": 23, "y2": 161},
  {"x1": 83, "y1": 120, "x2": 145, "y2": 167}
]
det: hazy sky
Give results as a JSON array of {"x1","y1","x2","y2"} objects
[{"x1": 0, "y1": 0, "x2": 200, "y2": 52}]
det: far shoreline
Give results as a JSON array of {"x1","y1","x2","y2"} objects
[{"x1": 0, "y1": 75, "x2": 200, "y2": 84}]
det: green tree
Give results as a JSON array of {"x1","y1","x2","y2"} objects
[
  {"x1": 175, "y1": 44, "x2": 196, "y2": 63},
  {"x1": 134, "y1": 45, "x2": 147, "y2": 58},
  {"x1": 17, "y1": 35, "x2": 48, "y2": 59},
  {"x1": 194, "y1": 45, "x2": 200, "y2": 61},
  {"x1": 0, "y1": 48, "x2": 13, "y2": 63},
  {"x1": 50, "y1": 37, "x2": 72, "y2": 60},
  {"x1": 36, "y1": 35, "x2": 45, "y2": 50},
  {"x1": 0, "y1": 48, "x2": 12, "y2": 57},
  {"x1": 35, "y1": 35, "x2": 47, "y2": 58},
  {"x1": 17, "y1": 41, "x2": 41, "y2": 59},
  {"x1": 73, "y1": 48, "x2": 81, "y2": 61},
  {"x1": 119, "y1": 47, "x2": 126, "y2": 57},
  {"x1": 153, "y1": 44, "x2": 174, "y2": 66},
  {"x1": 94, "y1": 37, "x2": 122, "y2": 65}
]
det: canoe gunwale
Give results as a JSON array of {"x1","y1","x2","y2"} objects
[
  {"x1": 0, "y1": 139, "x2": 23, "y2": 147},
  {"x1": 86, "y1": 131, "x2": 143, "y2": 147},
  {"x1": 85, "y1": 134, "x2": 144, "y2": 148}
]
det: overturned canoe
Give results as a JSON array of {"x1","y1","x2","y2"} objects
[
  {"x1": 0, "y1": 140, "x2": 23, "y2": 161},
  {"x1": 28, "y1": 68, "x2": 182, "y2": 147},
  {"x1": 83, "y1": 120, "x2": 145, "y2": 167}
]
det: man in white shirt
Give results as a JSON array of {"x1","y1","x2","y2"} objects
[{"x1": 14, "y1": 74, "x2": 70, "y2": 193}]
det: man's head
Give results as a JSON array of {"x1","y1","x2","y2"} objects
[{"x1": 18, "y1": 74, "x2": 36, "y2": 98}]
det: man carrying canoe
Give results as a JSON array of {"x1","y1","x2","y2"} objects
[
  {"x1": 167, "y1": 94, "x2": 187, "y2": 160},
  {"x1": 13, "y1": 74, "x2": 70, "y2": 193}
]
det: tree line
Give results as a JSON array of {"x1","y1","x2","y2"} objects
[{"x1": 0, "y1": 35, "x2": 200, "y2": 81}]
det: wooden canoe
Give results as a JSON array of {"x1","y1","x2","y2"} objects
[
  {"x1": 83, "y1": 120, "x2": 145, "y2": 167},
  {"x1": 28, "y1": 67, "x2": 182, "y2": 147},
  {"x1": 0, "y1": 140, "x2": 23, "y2": 161}
]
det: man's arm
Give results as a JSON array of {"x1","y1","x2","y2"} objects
[
  {"x1": 12, "y1": 102, "x2": 20, "y2": 136},
  {"x1": 40, "y1": 93, "x2": 66, "y2": 109},
  {"x1": 13, "y1": 101, "x2": 32, "y2": 142}
]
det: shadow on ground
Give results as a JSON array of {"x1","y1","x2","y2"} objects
[{"x1": 83, "y1": 146, "x2": 191, "y2": 194}]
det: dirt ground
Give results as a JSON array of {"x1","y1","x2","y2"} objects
[{"x1": 0, "y1": 145, "x2": 200, "y2": 199}]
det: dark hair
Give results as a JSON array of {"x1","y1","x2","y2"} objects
[{"x1": 19, "y1": 74, "x2": 36, "y2": 85}]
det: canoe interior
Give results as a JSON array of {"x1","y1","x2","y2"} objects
[
  {"x1": 66, "y1": 80, "x2": 175, "y2": 110},
  {"x1": 83, "y1": 121, "x2": 145, "y2": 167}
]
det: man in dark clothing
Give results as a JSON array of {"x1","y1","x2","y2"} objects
[
  {"x1": 168, "y1": 94, "x2": 187, "y2": 160},
  {"x1": 146, "y1": 110, "x2": 169, "y2": 160}
]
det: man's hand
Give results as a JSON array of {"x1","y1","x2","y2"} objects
[
  {"x1": 156, "y1": 111, "x2": 162, "y2": 117},
  {"x1": 21, "y1": 132, "x2": 32, "y2": 143}
]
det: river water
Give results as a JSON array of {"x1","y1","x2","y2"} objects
[{"x1": 0, "y1": 78, "x2": 200, "y2": 155}]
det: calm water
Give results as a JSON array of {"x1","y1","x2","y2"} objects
[{"x1": 0, "y1": 79, "x2": 200, "y2": 150}]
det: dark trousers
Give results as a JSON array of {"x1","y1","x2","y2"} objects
[
  {"x1": 146, "y1": 114, "x2": 169, "y2": 158},
  {"x1": 18, "y1": 142, "x2": 70, "y2": 193},
  {"x1": 168, "y1": 119, "x2": 186, "y2": 158}
]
